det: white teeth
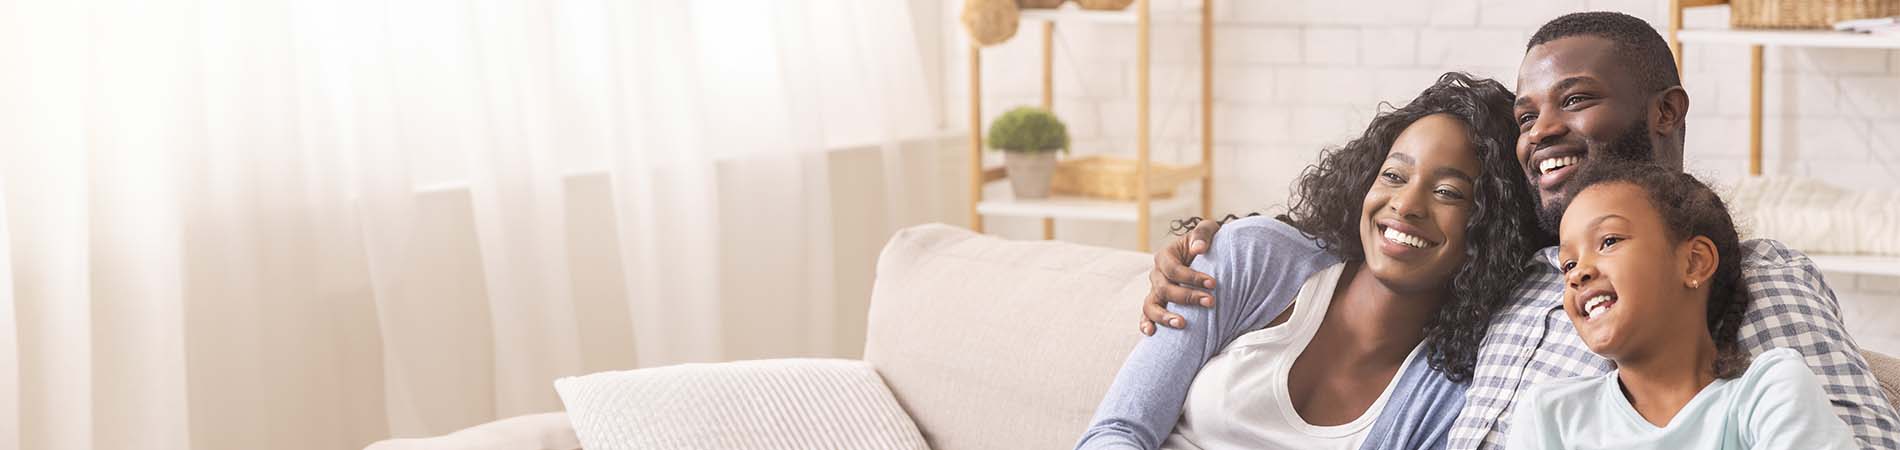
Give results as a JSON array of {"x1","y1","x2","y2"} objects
[
  {"x1": 1539, "y1": 156, "x2": 1582, "y2": 175},
  {"x1": 1582, "y1": 294, "x2": 1614, "y2": 318},
  {"x1": 1382, "y1": 227, "x2": 1434, "y2": 249},
  {"x1": 1587, "y1": 305, "x2": 1609, "y2": 318}
]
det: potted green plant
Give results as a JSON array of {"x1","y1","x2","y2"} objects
[{"x1": 987, "y1": 106, "x2": 1070, "y2": 198}]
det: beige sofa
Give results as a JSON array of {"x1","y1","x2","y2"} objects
[{"x1": 367, "y1": 223, "x2": 1900, "y2": 450}]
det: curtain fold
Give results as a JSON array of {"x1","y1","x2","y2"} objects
[
  {"x1": 0, "y1": 0, "x2": 936, "y2": 448},
  {"x1": 0, "y1": 167, "x2": 20, "y2": 449}
]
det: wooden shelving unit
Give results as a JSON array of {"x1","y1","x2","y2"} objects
[
  {"x1": 1668, "y1": 0, "x2": 1900, "y2": 276},
  {"x1": 1668, "y1": 1, "x2": 1900, "y2": 177},
  {"x1": 967, "y1": 0, "x2": 1213, "y2": 252},
  {"x1": 1675, "y1": 28, "x2": 1900, "y2": 49}
]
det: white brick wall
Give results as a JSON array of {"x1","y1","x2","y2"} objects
[
  {"x1": 934, "y1": 0, "x2": 1900, "y2": 353},
  {"x1": 938, "y1": 0, "x2": 1900, "y2": 354}
]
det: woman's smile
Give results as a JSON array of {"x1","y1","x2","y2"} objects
[{"x1": 1375, "y1": 221, "x2": 1441, "y2": 259}]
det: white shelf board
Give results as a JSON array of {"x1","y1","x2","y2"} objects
[
  {"x1": 1809, "y1": 254, "x2": 1900, "y2": 277},
  {"x1": 976, "y1": 181, "x2": 1198, "y2": 222},
  {"x1": 1676, "y1": 29, "x2": 1900, "y2": 49},
  {"x1": 1017, "y1": 4, "x2": 1200, "y2": 24}
]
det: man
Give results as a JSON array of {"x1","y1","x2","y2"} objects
[{"x1": 1137, "y1": 12, "x2": 1899, "y2": 449}]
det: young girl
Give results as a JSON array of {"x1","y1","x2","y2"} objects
[{"x1": 1507, "y1": 162, "x2": 1855, "y2": 449}]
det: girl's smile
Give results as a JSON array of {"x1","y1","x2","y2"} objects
[{"x1": 1576, "y1": 288, "x2": 1617, "y2": 321}]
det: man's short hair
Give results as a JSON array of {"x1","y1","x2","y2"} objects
[{"x1": 1526, "y1": 12, "x2": 1681, "y2": 95}]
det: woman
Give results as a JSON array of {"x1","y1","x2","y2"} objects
[
  {"x1": 1508, "y1": 162, "x2": 1854, "y2": 448},
  {"x1": 1074, "y1": 72, "x2": 1542, "y2": 449}
]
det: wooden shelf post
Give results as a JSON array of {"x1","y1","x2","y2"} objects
[
  {"x1": 1669, "y1": 0, "x2": 1685, "y2": 70},
  {"x1": 1201, "y1": 0, "x2": 1213, "y2": 220},
  {"x1": 1749, "y1": 44, "x2": 1763, "y2": 176},
  {"x1": 969, "y1": 45, "x2": 984, "y2": 232},
  {"x1": 1670, "y1": 0, "x2": 1772, "y2": 176},
  {"x1": 1042, "y1": 21, "x2": 1056, "y2": 240},
  {"x1": 1136, "y1": 0, "x2": 1152, "y2": 252}
]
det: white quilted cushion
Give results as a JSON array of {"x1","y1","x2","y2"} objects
[
  {"x1": 1728, "y1": 176, "x2": 1900, "y2": 255},
  {"x1": 553, "y1": 358, "x2": 927, "y2": 450}
]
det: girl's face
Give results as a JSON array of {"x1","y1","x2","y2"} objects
[
  {"x1": 1357, "y1": 113, "x2": 1480, "y2": 294},
  {"x1": 1557, "y1": 182, "x2": 1707, "y2": 361}
]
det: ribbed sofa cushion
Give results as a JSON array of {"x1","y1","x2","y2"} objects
[{"x1": 555, "y1": 358, "x2": 926, "y2": 450}]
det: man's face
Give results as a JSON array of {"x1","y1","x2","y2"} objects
[{"x1": 1514, "y1": 36, "x2": 1658, "y2": 233}]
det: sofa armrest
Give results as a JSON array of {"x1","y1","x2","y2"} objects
[{"x1": 363, "y1": 412, "x2": 579, "y2": 450}]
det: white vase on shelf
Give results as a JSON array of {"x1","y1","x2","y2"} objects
[{"x1": 1004, "y1": 152, "x2": 1058, "y2": 198}]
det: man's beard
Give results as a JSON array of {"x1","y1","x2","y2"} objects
[{"x1": 1533, "y1": 119, "x2": 1655, "y2": 234}]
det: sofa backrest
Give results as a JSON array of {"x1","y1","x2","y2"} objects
[
  {"x1": 863, "y1": 224, "x2": 1147, "y2": 450},
  {"x1": 859, "y1": 224, "x2": 1900, "y2": 450}
]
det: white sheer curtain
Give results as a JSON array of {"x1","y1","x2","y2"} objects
[{"x1": 0, "y1": 0, "x2": 935, "y2": 449}]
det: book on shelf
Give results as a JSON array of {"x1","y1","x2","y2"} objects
[{"x1": 1833, "y1": 16, "x2": 1900, "y2": 33}]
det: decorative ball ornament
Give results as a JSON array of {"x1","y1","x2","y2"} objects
[{"x1": 961, "y1": 0, "x2": 1021, "y2": 47}]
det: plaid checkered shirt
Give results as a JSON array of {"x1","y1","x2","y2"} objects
[{"x1": 1445, "y1": 239, "x2": 1900, "y2": 450}]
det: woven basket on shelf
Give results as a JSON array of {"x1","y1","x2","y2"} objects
[
  {"x1": 1049, "y1": 155, "x2": 1203, "y2": 200},
  {"x1": 1075, "y1": 0, "x2": 1135, "y2": 11},
  {"x1": 1731, "y1": 0, "x2": 1900, "y2": 29}
]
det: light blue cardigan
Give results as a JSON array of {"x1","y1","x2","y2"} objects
[{"x1": 1074, "y1": 216, "x2": 1465, "y2": 450}]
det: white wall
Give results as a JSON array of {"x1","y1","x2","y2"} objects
[{"x1": 938, "y1": 0, "x2": 1900, "y2": 354}]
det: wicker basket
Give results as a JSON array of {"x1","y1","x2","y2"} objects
[
  {"x1": 1049, "y1": 155, "x2": 1204, "y2": 200},
  {"x1": 1019, "y1": 0, "x2": 1065, "y2": 9},
  {"x1": 1731, "y1": 0, "x2": 1900, "y2": 29},
  {"x1": 1075, "y1": 0, "x2": 1135, "y2": 11}
]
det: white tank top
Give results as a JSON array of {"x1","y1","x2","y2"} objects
[{"x1": 1162, "y1": 263, "x2": 1425, "y2": 450}]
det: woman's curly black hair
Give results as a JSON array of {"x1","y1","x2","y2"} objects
[
  {"x1": 1175, "y1": 72, "x2": 1545, "y2": 383},
  {"x1": 1562, "y1": 162, "x2": 1749, "y2": 378}
]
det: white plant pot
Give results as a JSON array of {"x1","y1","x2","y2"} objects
[{"x1": 1004, "y1": 151, "x2": 1058, "y2": 198}]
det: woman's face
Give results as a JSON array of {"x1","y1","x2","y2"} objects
[
  {"x1": 1358, "y1": 113, "x2": 1481, "y2": 294},
  {"x1": 1556, "y1": 182, "x2": 1701, "y2": 361}
]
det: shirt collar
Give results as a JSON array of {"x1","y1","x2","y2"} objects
[
  {"x1": 1531, "y1": 245, "x2": 1563, "y2": 271},
  {"x1": 1522, "y1": 245, "x2": 1567, "y2": 309}
]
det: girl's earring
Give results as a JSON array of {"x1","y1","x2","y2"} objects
[{"x1": 1689, "y1": 279, "x2": 1701, "y2": 289}]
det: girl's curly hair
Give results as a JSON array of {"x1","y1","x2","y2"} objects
[
  {"x1": 1562, "y1": 162, "x2": 1748, "y2": 378},
  {"x1": 1180, "y1": 72, "x2": 1545, "y2": 383}
]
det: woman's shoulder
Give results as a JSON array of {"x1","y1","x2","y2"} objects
[
  {"x1": 1207, "y1": 216, "x2": 1329, "y2": 258},
  {"x1": 1189, "y1": 216, "x2": 1344, "y2": 337}
]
